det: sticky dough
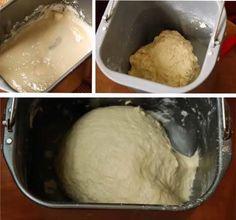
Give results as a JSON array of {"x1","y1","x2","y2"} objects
[
  {"x1": 57, "y1": 106, "x2": 199, "y2": 205},
  {"x1": 129, "y1": 30, "x2": 200, "y2": 87},
  {"x1": 0, "y1": 4, "x2": 91, "y2": 92}
]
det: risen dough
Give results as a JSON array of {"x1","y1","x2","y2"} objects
[
  {"x1": 57, "y1": 106, "x2": 199, "y2": 205},
  {"x1": 129, "y1": 30, "x2": 200, "y2": 87}
]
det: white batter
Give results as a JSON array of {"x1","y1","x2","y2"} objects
[
  {"x1": 129, "y1": 30, "x2": 200, "y2": 87},
  {"x1": 0, "y1": 4, "x2": 92, "y2": 92},
  {"x1": 57, "y1": 106, "x2": 199, "y2": 205}
]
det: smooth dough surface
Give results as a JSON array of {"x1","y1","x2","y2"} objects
[
  {"x1": 58, "y1": 106, "x2": 199, "y2": 205},
  {"x1": 129, "y1": 30, "x2": 200, "y2": 87},
  {"x1": 0, "y1": 4, "x2": 91, "y2": 92}
]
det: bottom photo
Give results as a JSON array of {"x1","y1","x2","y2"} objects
[{"x1": 0, "y1": 98, "x2": 235, "y2": 220}]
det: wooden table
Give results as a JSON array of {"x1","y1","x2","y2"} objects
[
  {"x1": 1, "y1": 99, "x2": 236, "y2": 220},
  {"x1": 96, "y1": 21, "x2": 236, "y2": 93}
]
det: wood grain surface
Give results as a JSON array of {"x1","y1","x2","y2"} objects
[
  {"x1": 0, "y1": 0, "x2": 8, "y2": 6},
  {"x1": 1, "y1": 98, "x2": 236, "y2": 220},
  {"x1": 96, "y1": 21, "x2": 236, "y2": 93}
]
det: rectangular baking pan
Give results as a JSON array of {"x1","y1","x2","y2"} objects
[
  {"x1": 0, "y1": 0, "x2": 92, "y2": 92},
  {"x1": 2, "y1": 98, "x2": 232, "y2": 210},
  {"x1": 96, "y1": 1, "x2": 226, "y2": 93}
]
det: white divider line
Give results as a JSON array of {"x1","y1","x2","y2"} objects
[
  {"x1": 92, "y1": 0, "x2": 96, "y2": 94},
  {"x1": 0, "y1": 93, "x2": 235, "y2": 98}
]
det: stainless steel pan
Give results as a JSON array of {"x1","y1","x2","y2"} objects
[
  {"x1": 96, "y1": 1, "x2": 226, "y2": 93},
  {"x1": 0, "y1": 0, "x2": 92, "y2": 92},
  {"x1": 2, "y1": 98, "x2": 232, "y2": 210}
]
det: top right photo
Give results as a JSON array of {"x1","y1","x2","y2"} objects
[{"x1": 96, "y1": 1, "x2": 236, "y2": 93}]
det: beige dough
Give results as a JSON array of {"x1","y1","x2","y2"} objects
[
  {"x1": 57, "y1": 106, "x2": 199, "y2": 205},
  {"x1": 0, "y1": 4, "x2": 91, "y2": 92},
  {"x1": 129, "y1": 30, "x2": 200, "y2": 87}
]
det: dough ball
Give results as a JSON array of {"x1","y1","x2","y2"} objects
[
  {"x1": 57, "y1": 106, "x2": 198, "y2": 205},
  {"x1": 129, "y1": 30, "x2": 200, "y2": 87}
]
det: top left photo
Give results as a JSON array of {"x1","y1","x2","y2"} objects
[{"x1": 0, "y1": 0, "x2": 92, "y2": 93}]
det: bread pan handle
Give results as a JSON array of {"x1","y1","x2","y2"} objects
[
  {"x1": 220, "y1": 98, "x2": 232, "y2": 178},
  {"x1": 2, "y1": 98, "x2": 17, "y2": 173},
  {"x1": 2, "y1": 98, "x2": 17, "y2": 132},
  {"x1": 103, "y1": 0, "x2": 117, "y2": 22}
]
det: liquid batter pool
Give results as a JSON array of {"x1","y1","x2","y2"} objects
[{"x1": 0, "y1": 4, "x2": 92, "y2": 92}]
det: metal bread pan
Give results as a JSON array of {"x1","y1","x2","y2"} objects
[
  {"x1": 2, "y1": 98, "x2": 232, "y2": 209},
  {"x1": 96, "y1": 1, "x2": 226, "y2": 93},
  {"x1": 0, "y1": 0, "x2": 92, "y2": 92}
]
